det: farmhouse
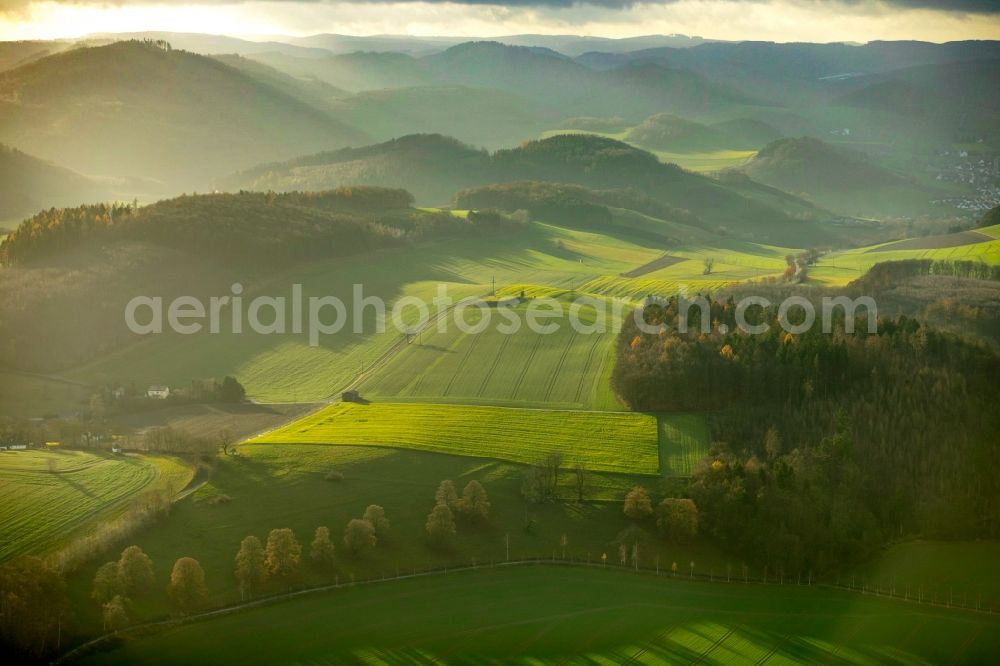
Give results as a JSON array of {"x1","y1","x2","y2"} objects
[{"x1": 147, "y1": 385, "x2": 170, "y2": 399}]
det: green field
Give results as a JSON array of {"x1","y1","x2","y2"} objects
[
  {"x1": 250, "y1": 402, "x2": 663, "y2": 474},
  {"x1": 658, "y1": 415, "x2": 711, "y2": 476},
  {"x1": 841, "y1": 540, "x2": 1000, "y2": 608},
  {"x1": 360, "y1": 296, "x2": 622, "y2": 410},
  {"x1": 0, "y1": 450, "x2": 193, "y2": 561},
  {"x1": 75, "y1": 566, "x2": 1000, "y2": 665},
  {"x1": 812, "y1": 231, "x2": 1000, "y2": 286}
]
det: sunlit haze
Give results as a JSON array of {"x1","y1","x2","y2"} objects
[{"x1": 2, "y1": 1, "x2": 999, "y2": 42}]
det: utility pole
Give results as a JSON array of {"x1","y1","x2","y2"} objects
[
  {"x1": 492, "y1": 275, "x2": 496, "y2": 296},
  {"x1": 505, "y1": 533, "x2": 510, "y2": 561}
]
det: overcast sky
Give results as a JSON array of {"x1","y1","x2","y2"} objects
[{"x1": 1, "y1": 0, "x2": 998, "y2": 42}]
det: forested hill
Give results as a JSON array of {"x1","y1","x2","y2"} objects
[
  {"x1": 0, "y1": 144, "x2": 109, "y2": 221},
  {"x1": 0, "y1": 40, "x2": 369, "y2": 190},
  {"x1": 0, "y1": 188, "x2": 523, "y2": 372},
  {"x1": 0, "y1": 188, "x2": 507, "y2": 270},
  {"x1": 613, "y1": 296, "x2": 1000, "y2": 573},
  {"x1": 221, "y1": 133, "x2": 832, "y2": 244},
  {"x1": 744, "y1": 136, "x2": 931, "y2": 215}
]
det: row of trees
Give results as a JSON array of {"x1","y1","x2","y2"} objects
[{"x1": 233, "y1": 508, "x2": 390, "y2": 600}]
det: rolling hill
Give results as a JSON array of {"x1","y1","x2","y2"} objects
[
  {"x1": 222, "y1": 133, "x2": 832, "y2": 243},
  {"x1": 626, "y1": 113, "x2": 736, "y2": 152},
  {"x1": 0, "y1": 40, "x2": 369, "y2": 191},
  {"x1": 0, "y1": 144, "x2": 109, "y2": 221},
  {"x1": 835, "y1": 59, "x2": 1000, "y2": 139},
  {"x1": 744, "y1": 136, "x2": 933, "y2": 216},
  {"x1": 0, "y1": 188, "x2": 492, "y2": 373},
  {"x1": 218, "y1": 134, "x2": 491, "y2": 204}
]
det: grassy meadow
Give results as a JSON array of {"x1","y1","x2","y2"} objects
[
  {"x1": 0, "y1": 450, "x2": 193, "y2": 561},
  {"x1": 812, "y1": 230, "x2": 1000, "y2": 286},
  {"x1": 841, "y1": 540, "x2": 1000, "y2": 608},
  {"x1": 62, "y1": 443, "x2": 734, "y2": 636},
  {"x1": 75, "y1": 566, "x2": 1000, "y2": 665},
  {"x1": 249, "y1": 402, "x2": 664, "y2": 475}
]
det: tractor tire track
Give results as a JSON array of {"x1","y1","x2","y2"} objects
[
  {"x1": 509, "y1": 333, "x2": 545, "y2": 401},
  {"x1": 477, "y1": 333, "x2": 511, "y2": 398}
]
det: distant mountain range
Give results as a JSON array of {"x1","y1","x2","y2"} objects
[{"x1": 0, "y1": 33, "x2": 995, "y2": 221}]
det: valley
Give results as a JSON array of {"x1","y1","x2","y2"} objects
[{"x1": 0, "y1": 24, "x2": 998, "y2": 665}]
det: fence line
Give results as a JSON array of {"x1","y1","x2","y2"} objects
[{"x1": 53, "y1": 556, "x2": 998, "y2": 664}]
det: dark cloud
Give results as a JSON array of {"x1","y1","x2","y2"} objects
[{"x1": 1, "y1": 0, "x2": 999, "y2": 13}]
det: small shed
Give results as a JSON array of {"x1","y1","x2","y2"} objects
[{"x1": 342, "y1": 390, "x2": 360, "y2": 402}]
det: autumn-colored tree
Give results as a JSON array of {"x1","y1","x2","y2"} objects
[
  {"x1": 425, "y1": 503, "x2": 456, "y2": 544},
  {"x1": 168, "y1": 557, "x2": 208, "y2": 613},
  {"x1": 234, "y1": 535, "x2": 268, "y2": 600},
  {"x1": 623, "y1": 486, "x2": 653, "y2": 520},
  {"x1": 343, "y1": 518, "x2": 377, "y2": 555},
  {"x1": 118, "y1": 545, "x2": 155, "y2": 596},
  {"x1": 765, "y1": 426, "x2": 782, "y2": 460},
  {"x1": 264, "y1": 528, "x2": 302, "y2": 577},
  {"x1": 434, "y1": 480, "x2": 459, "y2": 510},
  {"x1": 459, "y1": 480, "x2": 490, "y2": 522},
  {"x1": 310, "y1": 526, "x2": 336, "y2": 568},
  {"x1": 362, "y1": 505, "x2": 390, "y2": 540},
  {"x1": 656, "y1": 498, "x2": 700, "y2": 542},
  {"x1": 102, "y1": 595, "x2": 130, "y2": 632},
  {"x1": 92, "y1": 561, "x2": 122, "y2": 604}
]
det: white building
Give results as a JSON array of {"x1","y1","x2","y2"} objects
[{"x1": 147, "y1": 385, "x2": 170, "y2": 399}]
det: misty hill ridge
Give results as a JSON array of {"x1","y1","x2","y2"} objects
[
  {"x1": 743, "y1": 136, "x2": 937, "y2": 216},
  {"x1": 626, "y1": 113, "x2": 735, "y2": 152},
  {"x1": 0, "y1": 40, "x2": 369, "y2": 190},
  {"x1": 747, "y1": 137, "x2": 903, "y2": 192},
  {"x1": 222, "y1": 132, "x2": 834, "y2": 244},
  {"x1": 0, "y1": 144, "x2": 109, "y2": 221}
]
